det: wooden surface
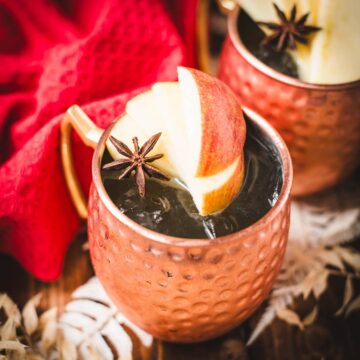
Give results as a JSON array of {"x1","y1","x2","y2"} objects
[{"x1": 1, "y1": 231, "x2": 359, "y2": 360}]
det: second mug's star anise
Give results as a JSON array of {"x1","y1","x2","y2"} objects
[
  {"x1": 257, "y1": 3, "x2": 321, "y2": 52},
  {"x1": 103, "y1": 133, "x2": 170, "y2": 197}
]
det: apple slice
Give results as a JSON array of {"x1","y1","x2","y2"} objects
[
  {"x1": 151, "y1": 82, "x2": 188, "y2": 176},
  {"x1": 124, "y1": 91, "x2": 178, "y2": 177},
  {"x1": 107, "y1": 67, "x2": 246, "y2": 216},
  {"x1": 240, "y1": 0, "x2": 317, "y2": 82},
  {"x1": 189, "y1": 155, "x2": 245, "y2": 216},
  {"x1": 177, "y1": 67, "x2": 246, "y2": 215},
  {"x1": 306, "y1": 0, "x2": 360, "y2": 84},
  {"x1": 238, "y1": 0, "x2": 283, "y2": 25},
  {"x1": 288, "y1": 0, "x2": 360, "y2": 83},
  {"x1": 152, "y1": 78, "x2": 245, "y2": 215},
  {"x1": 240, "y1": 0, "x2": 360, "y2": 84},
  {"x1": 177, "y1": 67, "x2": 246, "y2": 177}
]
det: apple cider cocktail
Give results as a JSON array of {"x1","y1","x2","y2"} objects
[{"x1": 101, "y1": 67, "x2": 283, "y2": 238}]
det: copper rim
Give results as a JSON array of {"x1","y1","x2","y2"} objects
[
  {"x1": 91, "y1": 107, "x2": 293, "y2": 247},
  {"x1": 228, "y1": 6, "x2": 360, "y2": 90}
]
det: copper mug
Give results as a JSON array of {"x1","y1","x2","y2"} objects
[
  {"x1": 60, "y1": 103, "x2": 292, "y2": 342},
  {"x1": 217, "y1": 5, "x2": 360, "y2": 196}
]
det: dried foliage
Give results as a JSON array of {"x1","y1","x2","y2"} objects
[
  {"x1": 248, "y1": 176, "x2": 360, "y2": 345},
  {"x1": 59, "y1": 277, "x2": 152, "y2": 360},
  {"x1": 1, "y1": 278, "x2": 152, "y2": 360},
  {"x1": 0, "y1": 293, "x2": 58, "y2": 359}
]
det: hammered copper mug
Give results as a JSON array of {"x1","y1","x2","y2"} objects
[
  {"x1": 218, "y1": 5, "x2": 360, "y2": 196},
  {"x1": 60, "y1": 103, "x2": 292, "y2": 342}
]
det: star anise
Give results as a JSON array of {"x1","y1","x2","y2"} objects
[
  {"x1": 103, "y1": 133, "x2": 170, "y2": 197},
  {"x1": 257, "y1": 3, "x2": 321, "y2": 52}
]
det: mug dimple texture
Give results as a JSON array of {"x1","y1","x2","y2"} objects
[
  {"x1": 218, "y1": 36, "x2": 360, "y2": 196},
  {"x1": 89, "y1": 184, "x2": 290, "y2": 342}
]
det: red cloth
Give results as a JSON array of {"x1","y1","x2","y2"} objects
[{"x1": 0, "y1": 0, "x2": 198, "y2": 280}]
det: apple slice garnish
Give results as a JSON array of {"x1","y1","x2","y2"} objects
[
  {"x1": 152, "y1": 82, "x2": 189, "y2": 176},
  {"x1": 177, "y1": 67, "x2": 246, "y2": 177},
  {"x1": 176, "y1": 67, "x2": 246, "y2": 215},
  {"x1": 107, "y1": 67, "x2": 246, "y2": 216}
]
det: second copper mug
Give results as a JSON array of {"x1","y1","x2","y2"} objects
[
  {"x1": 60, "y1": 103, "x2": 292, "y2": 343},
  {"x1": 218, "y1": 5, "x2": 360, "y2": 196}
]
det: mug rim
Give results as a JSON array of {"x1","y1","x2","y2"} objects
[
  {"x1": 228, "y1": 6, "x2": 360, "y2": 90},
  {"x1": 92, "y1": 106, "x2": 293, "y2": 247}
]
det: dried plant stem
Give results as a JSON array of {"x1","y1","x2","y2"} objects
[
  {"x1": 20, "y1": 324, "x2": 33, "y2": 348},
  {"x1": 327, "y1": 270, "x2": 360, "y2": 279}
]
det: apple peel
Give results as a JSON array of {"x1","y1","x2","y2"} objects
[{"x1": 106, "y1": 67, "x2": 246, "y2": 216}]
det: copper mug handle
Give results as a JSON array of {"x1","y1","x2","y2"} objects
[
  {"x1": 60, "y1": 105, "x2": 103, "y2": 220},
  {"x1": 197, "y1": 0, "x2": 237, "y2": 74}
]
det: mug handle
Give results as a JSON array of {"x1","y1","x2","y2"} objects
[
  {"x1": 60, "y1": 105, "x2": 103, "y2": 219},
  {"x1": 197, "y1": 0, "x2": 237, "y2": 74}
]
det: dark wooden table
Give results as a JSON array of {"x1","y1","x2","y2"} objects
[{"x1": 1, "y1": 230, "x2": 359, "y2": 360}]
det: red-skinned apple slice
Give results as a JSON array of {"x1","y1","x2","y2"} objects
[
  {"x1": 106, "y1": 67, "x2": 246, "y2": 216},
  {"x1": 177, "y1": 67, "x2": 246, "y2": 178},
  {"x1": 152, "y1": 75, "x2": 246, "y2": 215}
]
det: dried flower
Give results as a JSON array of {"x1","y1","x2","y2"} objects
[{"x1": 247, "y1": 174, "x2": 360, "y2": 345}]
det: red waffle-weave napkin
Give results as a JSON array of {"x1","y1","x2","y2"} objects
[{"x1": 0, "y1": 0, "x2": 197, "y2": 280}]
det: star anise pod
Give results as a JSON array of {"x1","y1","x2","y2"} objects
[
  {"x1": 257, "y1": 3, "x2": 321, "y2": 52},
  {"x1": 103, "y1": 133, "x2": 170, "y2": 197}
]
